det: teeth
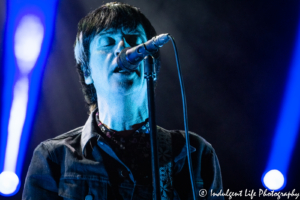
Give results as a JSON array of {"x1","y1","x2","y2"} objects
[
  {"x1": 114, "y1": 66, "x2": 134, "y2": 73},
  {"x1": 119, "y1": 69, "x2": 132, "y2": 73}
]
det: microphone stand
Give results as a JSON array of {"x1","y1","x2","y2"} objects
[{"x1": 144, "y1": 56, "x2": 161, "y2": 200}]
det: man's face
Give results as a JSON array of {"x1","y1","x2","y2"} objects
[{"x1": 88, "y1": 24, "x2": 147, "y2": 97}]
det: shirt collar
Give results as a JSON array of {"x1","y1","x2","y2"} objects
[
  {"x1": 81, "y1": 108, "x2": 99, "y2": 156},
  {"x1": 80, "y1": 108, "x2": 196, "y2": 159},
  {"x1": 174, "y1": 144, "x2": 196, "y2": 163},
  {"x1": 80, "y1": 108, "x2": 150, "y2": 156}
]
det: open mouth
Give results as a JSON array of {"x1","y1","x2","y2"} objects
[{"x1": 113, "y1": 66, "x2": 136, "y2": 74}]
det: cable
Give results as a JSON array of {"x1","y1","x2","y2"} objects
[{"x1": 168, "y1": 35, "x2": 197, "y2": 200}]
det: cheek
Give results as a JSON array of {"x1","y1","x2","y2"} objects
[
  {"x1": 89, "y1": 53, "x2": 109, "y2": 72},
  {"x1": 92, "y1": 52, "x2": 116, "y2": 67}
]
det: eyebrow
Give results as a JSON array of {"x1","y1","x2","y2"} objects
[
  {"x1": 98, "y1": 29, "x2": 142, "y2": 36},
  {"x1": 99, "y1": 30, "x2": 117, "y2": 36},
  {"x1": 125, "y1": 30, "x2": 141, "y2": 34}
]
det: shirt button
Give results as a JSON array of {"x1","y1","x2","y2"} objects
[
  {"x1": 85, "y1": 194, "x2": 93, "y2": 200},
  {"x1": 120, "y1": 170, "x2": 130, "y2": 178},
  {"x1": 100, "y1": 126, "x2": 105, "y2": 133}
]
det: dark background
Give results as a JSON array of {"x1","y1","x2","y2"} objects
[{"x1": 1, "y1": 0, "x2": 300, "y2": 199}]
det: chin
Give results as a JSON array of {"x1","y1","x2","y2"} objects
[
  {"x1": 115, "y1": 81, "x2": 146, "y2": 96},
  {"x1": 113, "y1": 81, "x2": 135, "y2": 94}
]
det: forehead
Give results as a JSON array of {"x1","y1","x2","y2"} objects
[{"x1": 98, "y1": 24, "x2": 146, "y2": 37}]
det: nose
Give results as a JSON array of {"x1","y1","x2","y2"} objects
[{"x1": 115, "y1": 38, "x2": 131, "y2": 56}]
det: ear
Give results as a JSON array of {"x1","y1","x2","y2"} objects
[
  {"x1": 84, "y1": 75, "x2": 93, "y2": 85},
  {"x1": 82, "y1": 66, "x2": 93, "y2": 85}
]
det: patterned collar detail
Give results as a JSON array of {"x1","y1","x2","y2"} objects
[{"x1": 95, "y1": 112, "x2": 150, "y2": 150}]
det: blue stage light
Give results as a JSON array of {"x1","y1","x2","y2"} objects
[
  {"x1": 0, "y1": 0, "x2": 58, "y2": 196},
  {"x1": 263, "y1": 14, "x2": 300, "y2": 191}
]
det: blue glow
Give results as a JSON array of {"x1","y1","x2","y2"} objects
[
  {"x1": 0, "y1": 0, "x2": 58, "y2": 196},
  {"x1": 263, "y1": 15, "x2": 300, "y2": 191}
]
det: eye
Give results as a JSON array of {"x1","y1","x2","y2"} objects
[
  {"x1": 124, "y1": 35, "x2": 142, "y2": 47},
  {"x1": 97, "y1": 37, "x2": 115, "y2": 47}
]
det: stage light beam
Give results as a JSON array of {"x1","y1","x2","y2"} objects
[
  {"x1": 0, "y1": 0, "x2": 58, "y2": 196},
  {"x1": 14, "y1": 15, "x2": 44, "y2": 74},
  {"x1": 263, "y1": 11, "x2": 300, "y2": 191},
  {"x1": 4, "y1": 78, "x2": 29, "y2": 172}
]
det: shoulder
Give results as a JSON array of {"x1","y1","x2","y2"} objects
[
  {"x1": 34, "y1": 126, "x2": 84, "y2": 161},
  {"x1": 157, "y1": 126, "x2": 215, "y2": 156},
  {"x1": 41, "y1": 126, "x2": 83, "y2": 147},
  {"x1": 51, "y1": 126, "x2": 83, "y2": 140}
]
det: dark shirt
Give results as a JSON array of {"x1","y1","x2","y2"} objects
[
  {"x1": 94, "y1": 111, "x2": 152, "y2": 182},
  {"x1": 22, "y1": 109, "x2": 224, "y2": 199}
]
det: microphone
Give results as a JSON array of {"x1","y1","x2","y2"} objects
[{"x1": 117, "y1": 33, "x2": 170, "y2": 71}]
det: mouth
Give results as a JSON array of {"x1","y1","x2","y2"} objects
[{"x1": 113, "y1": 66, "x2": 137, "y2": 75}]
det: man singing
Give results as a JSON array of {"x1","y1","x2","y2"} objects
[{"x1": 23, "y1": 2, "x2": 224, "y2": 199}]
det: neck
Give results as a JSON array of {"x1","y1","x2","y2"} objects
[{"x1": 97, "y1": 91, "x2": 148, "y2": 132}]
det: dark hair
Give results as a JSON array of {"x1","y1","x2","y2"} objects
[{"x1": 74, "y1": 2, "x2": 160, "y2": 112}]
